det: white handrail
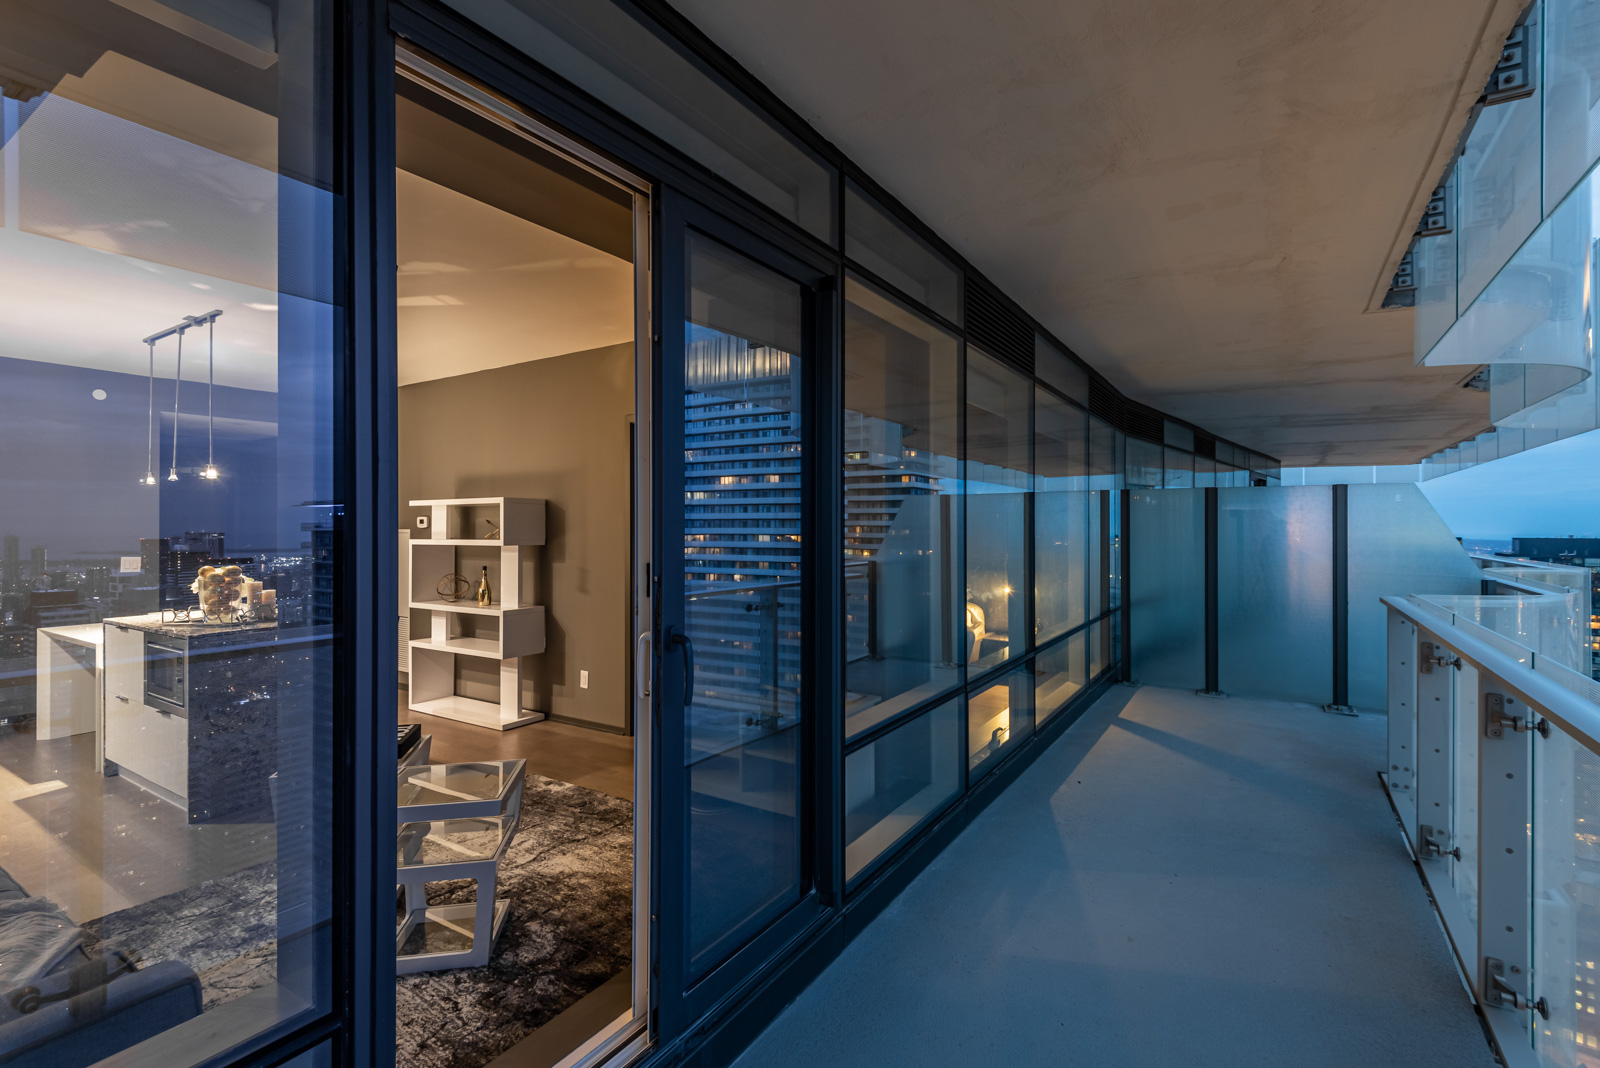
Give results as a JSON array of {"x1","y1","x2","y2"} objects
[{"x1": 1382, "y1": 595, "x2": 1600, "y2": 759}]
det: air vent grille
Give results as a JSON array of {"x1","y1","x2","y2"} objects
[
  {"x1": 1122, "y1": 406, "x2": 1164, "y2": 444},
  {"x1": 1087, "y1": 380, "x2": 1120, "y2": 425},
  {"x1": 1193, "y1": 432, "x2": 1216, "y2": 460},
  {"x1": 965, "y1": 280, "x2": 1033, "y2": 375}
]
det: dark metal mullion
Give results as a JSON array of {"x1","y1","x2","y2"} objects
[
  {"x1": 811, "y1": 270, "x2": 844, "y2": 909},
  {"x1": 334, "y1": 3, "x2": 395, "y2": 1066},
  {"x1": 1203, "y1": 487, "x2": 1219, "y2": 694},
  {"x1": 1331, "y1": 484, "x2": 1350, "y2": 710},
  {"x1": 956, "y1": 339, "x2": 970, "y2": 796},
  {"x1": 1119, "y1": 488, "x2": 1132, "y2": 680}
]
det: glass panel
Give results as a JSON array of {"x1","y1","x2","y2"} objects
[
  {"x1": 682, "y1": 233, "x2": 805, "y2": 976},
  {"x1": 842, "y1": 277, "x2": 963, "y2": 740},
  {"x1": 1033, "y1": 388, "x2": 1087, "y2": 645},
  {"x1": 1035, "y1": 335, "x2": 1087, "y2": 404},
  {"x1": 1035, "y1": 632, "x2": 1086, "y2": 725},
  {"x1": 1544, "y1": 0, "x2": 1600, "y2": 210},
  {"x1": 1163, "y1": 448, "x2": 1194, "y2": 489},
  {"x1": 964, "y1": 350, "x2": 1030, "y2": 671},
  {"x1": 1088, "y1": 490, "x2": 1104, "y2": 620},
  {"x1": 1128, "y1": 490, "x2": 1205, "y2": 689},
  {"x1": 1458, "y1": 8, "x2": 1544, "y2": 308},
  {"x1": 1347, "y1": 485, "x2": 1484, "y2": 710},
  {"x1": 1451, "y1": 665, "x2": 1480, "y2": 930},
  {"x1": 1533, "y1": 722, "x2": 1600, "y2": 1062},
  {"x1": 0, "y1": 2, "x2": 337, "y2": 1061},
  {"x1": 967, "y1": 664, "x2": 1032, "y2": 778},
  {"x1": 844, "y1": 183, "x2": 959, "y2": 322},
  {"x1": 1217, "y1": 487, "x2": 1333, "y2": 705},
  {"x1": 843, "y1": 697, "x2": 960, "y2": 883},
  {"x1": 442, "y1": 0, "x2": 835, "y2": 240},
  {"x1": 1125, "y1": 438, "x2": 1162, "y2": 490}
]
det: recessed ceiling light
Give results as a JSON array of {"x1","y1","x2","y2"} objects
[
  {"x1": 191, "y1": 282, "x2": 212, "y2": 290},
  {"x1": 91, "y1": 388, "x2": 107, "y2": 401},
  {"x1": 245, "y1": 302, "x2": 278, "y2": 311}
]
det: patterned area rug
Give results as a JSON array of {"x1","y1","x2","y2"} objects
[
  {"x1": 76, "y1": 774, "x2": 632, "y2": 1068},
  {"x1": 396, "y1": 774, "x2": 632, "y2": 1068}
]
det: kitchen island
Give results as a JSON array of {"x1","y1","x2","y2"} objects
[{"x1": 102, "y1": 614, "x2": 284, "y2": 824}]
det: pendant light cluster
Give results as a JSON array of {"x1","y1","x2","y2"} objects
[{"x1": 140, "y1": 310, "x2": 223, "y2": 486}]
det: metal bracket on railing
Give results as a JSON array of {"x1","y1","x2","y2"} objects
[
  {"x1": 1418, "y1": 824, "x2": 1460, "y2": 861},
  {"x1": 1484, "y1": 957, "x2": 1548, "y2": 1019},
  {"x1": 1418, "y1": 641, "x2": 1461, "y2": 674},
  {"x1": 1484, "y1": 692, "x2": 1549, "y2": 740}
]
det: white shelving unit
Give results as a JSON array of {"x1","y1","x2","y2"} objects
[{"x1": 407, "y1": 497, "x2": 547, "y2": 731}]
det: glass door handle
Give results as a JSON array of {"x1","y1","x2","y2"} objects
[
  {"x1": 636, "y1": 631, "x2": 651, "y2": 700},
  {"x1": 667, "y1": 625, "x2": 695, "y2": 708}
]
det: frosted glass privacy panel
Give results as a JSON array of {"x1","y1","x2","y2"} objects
[
  {"x1": 1346, "y1": 485, "x2": 1482, "y2": 710},
  {"x1": 1128, "y1": 490, "x2": 1204, "y2": 690},
  {"x1": 1217, "y1": 487, "x2": 1332, "y2": 705}
]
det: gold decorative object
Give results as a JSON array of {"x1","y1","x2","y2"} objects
[
  {"x1": 476, "y1": 566, "x2": 492, "y2": 608},
  {"x1": 436, "y1": 573, "x2": 471, "y2": 602},
  {"x1": 482, "y1": 519, "x2": 500, "y2": 540}
]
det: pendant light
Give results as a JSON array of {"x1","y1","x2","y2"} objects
[
  {"x1": 201, "y1": 315, "x2": 219, "y2": 480},
  {"x1": 140, "y1": 339, "x2": 158, "y2": 485},
  {"x1": 167, "y1": 326, "x2": 183, "y2": 482}
]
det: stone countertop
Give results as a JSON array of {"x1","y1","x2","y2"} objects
[{"x1": 103, "y1": 614, "x2": 281, "y2": 643}]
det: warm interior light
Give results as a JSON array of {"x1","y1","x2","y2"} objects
[
  {"x1": 202, "y1": 465, "x2": 219, "y2": 480},
  {"x1": 167, "y1": 469, "x2": 179, "y2": 482}
]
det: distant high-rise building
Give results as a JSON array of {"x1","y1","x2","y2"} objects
[
  {"x1": 28, "y1": 546, "x2": 45, "y2": 585},
  {"x1": 2, "y1": 535, "x2": 17, "y2": 595},
  {"x1": 1505, "y1": 537, "x2": 1600, "y2": 681}
]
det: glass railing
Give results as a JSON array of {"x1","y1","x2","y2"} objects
[{"x1": 1383, "y1": 592, "x2": 1600, "y2": 1066}]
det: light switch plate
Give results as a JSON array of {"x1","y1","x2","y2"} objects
[{"x1": 580, "y1": 670, "x2": 589, "y2": 689}]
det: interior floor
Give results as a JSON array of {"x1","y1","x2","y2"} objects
[
  {"x1": 399, "y1": 694, "x2": 633, "y2": 802},
  {"x1": 0, "y1": 723, "x2": 272, "y2": 924}
]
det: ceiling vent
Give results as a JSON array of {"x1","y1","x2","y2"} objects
[
  {"x1": 1122, "y1": 406, "x2": 1164, "y2": 444},
  {"x1": 1087, "y1": 379, "x2": 1121, "y2": 425},
  {"x1": 964, "y1": 280, "x2": 1033, "y2": 376}
]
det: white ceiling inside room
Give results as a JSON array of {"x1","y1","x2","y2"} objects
[{"x1": 671, "y1": 0, "x2": 1528, "y2": 465}]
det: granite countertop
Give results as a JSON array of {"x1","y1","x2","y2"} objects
[{"x1": 104, "y1": 614, "x2": 281, "y2": 641}]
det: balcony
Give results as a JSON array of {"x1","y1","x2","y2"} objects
[{"x1": 731, "y1": 491, "x2": 1599, "y2": 1068}]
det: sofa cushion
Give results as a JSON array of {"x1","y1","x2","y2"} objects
[
  {"x1": 0, "y1": 960, "x2": 201, "y2": 1067},
  {"x1": 0, "y1": 901, "x2": 81, "y2": 991}
]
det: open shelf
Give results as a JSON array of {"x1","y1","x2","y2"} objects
[
  {"x1": 410, "y1": 497, "x2": 545, "y2": 546},
  {"x1": 410, "y1": 695, "x2": 545, "y2": 731},
  {"x1": 409, "y1": 636, "x2": 501, "y2": 659},
  {"x1": 410, "y1": 597, "x2": 511, "y2": 616}
]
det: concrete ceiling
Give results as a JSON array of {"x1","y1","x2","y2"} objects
[{"x1": 672, "y1": 0, "x2": 1528, "y2": 465}]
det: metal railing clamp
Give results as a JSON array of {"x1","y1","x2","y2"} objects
[
  {"x1": 1418, "y1": 640, "x2": 1460, "y2": 673},
  {"x1": 1484, "y1": 692, "x2": 1549, "y2": 740},
  {"x1": 1418, "y1": 824, "x2": 1460, "y2": 861},
  {"x1": 1484, "y1": 958, "x2": 1548, "y2": 1019}
]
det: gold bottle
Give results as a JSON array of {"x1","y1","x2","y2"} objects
[{"x1": 477, "y1": 565, "x2": 492, "y2": 608}]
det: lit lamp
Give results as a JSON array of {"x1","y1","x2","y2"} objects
[{"x1": 167, "y1": 326, "x2": 183, "y2": 482}]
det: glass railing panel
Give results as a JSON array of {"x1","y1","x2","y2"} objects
[
  {"x1": 1533, "y1": 721, "x2": 1600, "y2": 1061},
  {"x1": 1543, "y1": 0, "x2": 1600, "y2": 211},
  {"x1": 1453, "y1": 663, "x2": 1481, "y2": 931},
  {"x1": 1128, "y1": 490, "x2": 1204, "y2": 689}
]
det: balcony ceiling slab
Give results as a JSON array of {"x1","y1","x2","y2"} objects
[{"x1": 672, "y1": 0, "x2": 1526, "y2": 465}]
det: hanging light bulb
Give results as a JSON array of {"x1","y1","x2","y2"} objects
[
  {"x1": 202, "y1": 314, "x2": 219, "y2": 479},
  {"x1": 167, "y1": 326, "x2": 183, "y2": 482},
  {"x1": 141, "y1": 339, "x2": 158, "y2": 485}
]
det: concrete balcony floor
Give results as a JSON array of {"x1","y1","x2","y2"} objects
[{"x1": 734, "y1": 686, "x2": 1496, "y2": 1067}]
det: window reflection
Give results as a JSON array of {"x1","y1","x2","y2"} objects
[
  {"x1": 844, "y1": 697, "x2": 960, "y2": 882},
  {"x1": 842, "y1": 278, "x2": 962, "y2": 740},
  {"x1": 968, "y1": 664, "x2": 1032, "y2": 776},
  {"x1": 1034, "y1": 388, "x2": 1087, "y2": 645},
  {"x1": 1035, "y1": 632, "x2": 1086, "y2": 726},
  {"x1": 964, "y1": 350, "x2": 1030, "y2": 671},
  {"x1": 0, "y1": 3, "x2": 335, "y2": 1065}
]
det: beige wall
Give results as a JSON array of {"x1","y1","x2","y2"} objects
[{"x1": 400, "y1": 342, "x2": 634, "y2": 733}]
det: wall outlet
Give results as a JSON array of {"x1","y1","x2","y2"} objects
[
  {"x1": 415, "y1": 516, "x2": 429, "y2": 529},
  {"x1": 580, "y1": 670, "x2": 589, "y2": 689}
]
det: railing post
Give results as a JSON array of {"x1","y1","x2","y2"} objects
[
  {"x1": 1476, "y1": 669, "x2": 1534, "y2": 1025},
  {"x1": 1386, "y1": 607, "x2": 1418, "y2": 838},
  {"x1": 1414, "y1": 629, "x2": 1453, "y2": 863}
]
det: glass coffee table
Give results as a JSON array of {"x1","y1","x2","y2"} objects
[{"x1": 395, "y1": 759, "x2": 526, "y2": 974}]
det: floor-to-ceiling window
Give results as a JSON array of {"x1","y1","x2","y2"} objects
[{"x1": 0, "y1": 2, "x2": 342, "y2": 1064}]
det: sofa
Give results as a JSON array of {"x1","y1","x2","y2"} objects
[{"x1": 0, "y1": 867, "x2": 201, "y2": 1067}]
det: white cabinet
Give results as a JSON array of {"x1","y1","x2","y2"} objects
[{"x1": 102, "y1": 622, "x2": 189, "y2": 801}]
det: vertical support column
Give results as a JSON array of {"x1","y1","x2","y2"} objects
[
  {"x1": 1328, "y1": 484, "x2": 1352, "y2": 713},
  {"x1": 1201, "y1": 487, "x2": 1220, "y2": 696},
  {"x1": 1477, "y1": 673, "x2": 1533, "y2": 1020},
  {"x1": 1119, "y1": 487, "x2": 1131, "y2": 681},
  {"x1": 1414, "y1": 633, "x2": 1453, "y2": 860}
]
